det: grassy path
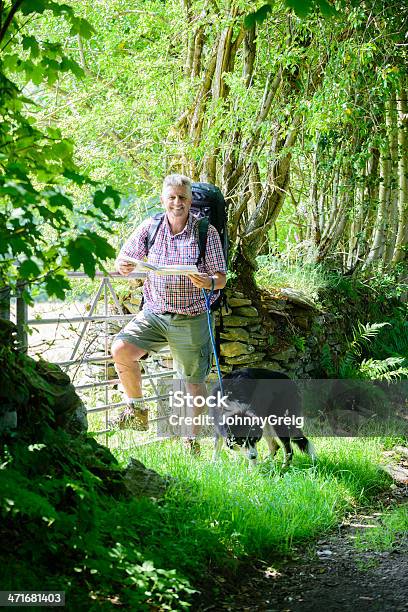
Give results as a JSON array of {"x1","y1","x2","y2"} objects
[
  {"x1": 112, "y1": 437, "x2": 395, "y2": 606},
  {"x1": 195, "y1": 496, "x2": 408, "y2": 611}
]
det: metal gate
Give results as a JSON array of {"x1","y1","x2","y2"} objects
[{"x1": 2, "y1": 272, "x2": 176, "y2": 447}]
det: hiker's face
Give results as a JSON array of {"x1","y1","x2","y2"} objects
[{"x1": 161, "y1": 185, "x2": 192, "y2": 226}]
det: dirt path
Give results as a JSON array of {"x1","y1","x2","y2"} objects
[{"x1": 198, "y1": 486, "x2": 408, "y2": 612}]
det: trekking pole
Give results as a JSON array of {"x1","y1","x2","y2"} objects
[{"x1": 201, "y1": 283, "x2": 224, "y2": 396}]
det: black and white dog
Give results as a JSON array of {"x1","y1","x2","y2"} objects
[{"x1": 210, "y1": 368, "x2": 316, "y2": 468}]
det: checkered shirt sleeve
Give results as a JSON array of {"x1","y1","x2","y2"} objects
[{"x1": 118, "y1": 218, "x2": 151, "y2": 261}]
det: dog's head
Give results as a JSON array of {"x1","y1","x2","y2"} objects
[{"x1": 219, "y1": 401, "x2": 263, "y2": 465}]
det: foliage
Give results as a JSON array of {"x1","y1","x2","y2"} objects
[
  {"x1": 255, "y1": 254, "x2": 329, "y2": 301},
  {"x1": 320, "y1": 321, "x2": 408, "y2": 380},
  {"x1": 115, "y1": 437, "x2": 389, "y2": 559},
  {"x1": 0, "y1": 1, "x2": 121, "y2": 301},
  {"x1": 1, "y1": 430, "x2": 392, "y2": 608},
  {"x1": 16, "y1": 0, "x2": 407, "y2": 276},
  {"x1": 0, "y1": 429, "x2": 196, "y2": 610}
]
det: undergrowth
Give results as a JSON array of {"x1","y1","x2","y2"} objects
[{"x1": 1, "y1": 430, "x2": 391, "y2": 611}]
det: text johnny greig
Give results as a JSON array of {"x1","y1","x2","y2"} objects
[{"x1": 168, "y1": 391, "x2": 305, "y2": 429}]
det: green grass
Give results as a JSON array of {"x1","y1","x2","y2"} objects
[
  {"x1": 355, "y1": 504, "x2": 408, "y2": 552},
  {"x1": 1, "y1": 431, "x2": 393, "y2": 610},
  {"x1": 255, "y1": 255, "x2": 330, "y2": 302},
  {"x1": 113, "y1": 437, "x2": 391, "y2": 559}
]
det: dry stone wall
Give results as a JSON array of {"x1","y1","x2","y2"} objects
[{"x1": 112, "y1": 283, "x2": 344, "y2": 378}]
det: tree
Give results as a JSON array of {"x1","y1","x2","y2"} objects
[
  {"x1": 26, "y1": 0, "x2": 408, "y2": 292},
  {"x1": 0, "y1": 0, "x2": 121, "y2": 303}
]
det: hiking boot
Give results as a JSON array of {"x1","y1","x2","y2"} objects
[
  {"x1": 109, "y1": 404, "x2": 149, "y2": 431},
  {"x1": 183, "y1": 437, "x2": 201, "y2": 456}
]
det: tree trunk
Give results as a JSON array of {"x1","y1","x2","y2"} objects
[
  {"x1": 364, "y1": 101, "x2": 392, "y2": 267},
  {"x1": 392, "y1": 81, "x2": 408, "y2": 263},
  {"x1": 383, "y1": 92, "x2": 399, "y2": 265}
]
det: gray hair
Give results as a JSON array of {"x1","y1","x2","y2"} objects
[{"x1": 162, "y1": 174, "x2": 192, "y2": 195}]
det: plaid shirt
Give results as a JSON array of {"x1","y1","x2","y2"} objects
[{"x1": 119, "y1": 213, "x2": 227, "y2": 315}]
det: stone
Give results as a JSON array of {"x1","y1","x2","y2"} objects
[
  {"x1": 228, "y1": 297, "x2": 252, "y2": 307},
  {"x1": 220, "y1": 342, "x2": 255, "y2": 357},
  {"x1": 258, "y1": 361, "x2": 287, "y2": 372},
  {"x1": 225, "y1": 352, "x2": 266, "y2": 365},
  {"x1": 232, "y1": 306, "x2": 259, "y2": 317},
  {"x1": 223, "y1": 315, "x2": 261, "y2": 327},
  {"x1": 294, "y1": 315, "x2": 311, "y2": 331},
  {"x1": 220, "y1": 327, "x2": 250, "y2": 342},
  {"x1": 279, "y1": 287, "x2": 318, "y2": 310},
  {"x1": 123, "y1": 300, "x2": 141, "y2": 314},
  {"x1": 123, "y1": 458, "x2": 174, "y2": 499},
  {"x1": 220, "y1": 306, "x2": 232, "y2": 316},
  {"x1": 251, "y1": 330, "x2": 268, "y2": 338},
  {"x1": 248, "y1": 324, "x2": 261, "y2": 332},
  {"x1": 227, "y1": 290, "x2": 245, "y2": 299},
  {"x1": 261, "y1": 296, "x2": 287, "y2": 309},
  {"x1": 0, "y1": 410, "x2": 17, "y2": 434},
  {"x1": 271, "y1": 347, "x2": 297, "y2": 362},
  {"x1": 268, "y1": 309, "x2": 290, "y2": 317}
]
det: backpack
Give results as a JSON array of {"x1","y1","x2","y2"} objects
[{"x1": 145, "y1": 182, "x2": 228, "y2": 270}]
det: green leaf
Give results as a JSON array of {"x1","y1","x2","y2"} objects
[
  {"x1": 60, "y1": 57, "x2": 85, "y2": 78},
  {"x1": 82, "y1": 255, "x2": 96, "y2": 278},
  {"x1": 51, "y1": 140, "x2": 74, "y2": 160},
  {"x1": 22, "y1": 36, "x2": 40, "y2": 59},
  {"x1": 316, "y1": 0, "x2": 336, "y2": 17},
  {"x1": 19, "y1": 259, "x2": 41, "y2": 279},
  {"x1": 285, "y1": 0, "x2": 313, "y2": 18},
  {"x1": 244, "y1": 4, "x2": 273, "y2": 29},
  {"x1": 47, "y1": 1, "x2": 74, "y2": 17},
  {"x1": 84, "y1": 232, "x2": 115, "y2": 259},
  {"x1": 69, "y1": 17, "x2": 96, "y2": 39},
  {"x1": 67, "y1": 244, "x2": 82, "y2": 271},
  {"x1": 45, "y1": 276, "x2": 68, "y2": 300},
  {"x1": 48, "y1": 192, "x2": 73, "y2": 210},
  {"x1": 93, "y1": 186, "x2": 121, "y2": 209},
  {"x1": 62, "y1": 169, "x2": 90, "y2": 186},
  {"x1": 20, "y1": 0, "x2": 49, "y2": 15}
]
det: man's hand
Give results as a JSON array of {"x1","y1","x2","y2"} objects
[
  {"x1": 187, "y1": 272, "x2": 215, "y2": 290},
  {"x1": 116, "y1": 259, "x2": 136, "y2": 276}
]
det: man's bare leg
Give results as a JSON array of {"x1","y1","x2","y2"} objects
[
  {"x1": 110, "y1": 340, "x2": 147, "y2": 429},
  {"x1": 184, "y1": 382, "x2": 207, "y2": 453}
]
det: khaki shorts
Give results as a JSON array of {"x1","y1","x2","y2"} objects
[{"x1": 114, "y1": 308, "x2": 213, "y2": 383}]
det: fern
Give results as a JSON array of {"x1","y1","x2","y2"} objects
[
  {"x1": 348, "y1": 322, "x2": 390, "y2": 359},
  {"x1": 327, "y1": 322, "x2": 408, "y2": 380},
  {"x1": 359, "y1": 357, "x2": 408, "y2": 381}
]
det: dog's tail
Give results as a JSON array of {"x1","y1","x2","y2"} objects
[{"x1": 292, "y1": 437, "x2": 317, "y2": 461}]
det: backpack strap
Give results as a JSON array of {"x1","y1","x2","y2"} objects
[
  {"x1": 195, "y1": 216, "x2": 209, "y2": 267},
  {"x1": 145, "y1": 213, "x2": 209, "y2": 265},
  {"x1": 146, "y1": 212, "x2": 164, "y2": 252}
]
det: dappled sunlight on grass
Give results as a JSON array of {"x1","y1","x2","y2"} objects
[{"x1": 112, "y1": 437, "x2": 391, "y2": 557}]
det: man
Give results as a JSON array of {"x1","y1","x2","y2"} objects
[{"x1": 110, "y1": 174, "x2": 227, "y2": 451}]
